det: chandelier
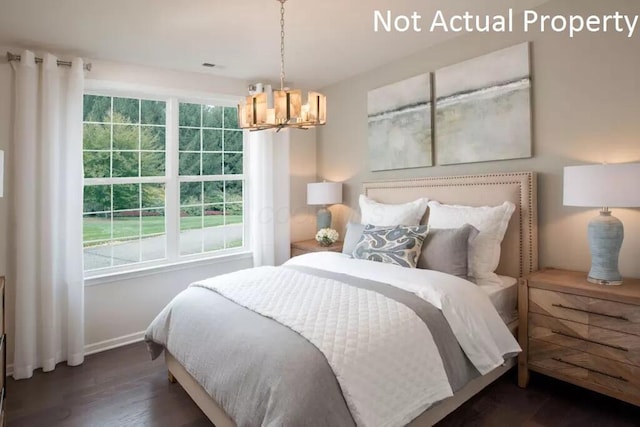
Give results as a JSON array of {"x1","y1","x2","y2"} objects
[{"x1": 237, "y1": 0, "x2": 326, "y2": 131}]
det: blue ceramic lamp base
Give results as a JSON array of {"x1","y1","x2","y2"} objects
[
  {"x1": 588, "y1": 210, "x2": 624, "y2": 286},
  {"x1": 316, "y1": 207, "x2": 332, "y2": 231}
]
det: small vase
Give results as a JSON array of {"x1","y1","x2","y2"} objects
[{"x1": 318, "y1": 239, "x2": 333, "y2": 247}]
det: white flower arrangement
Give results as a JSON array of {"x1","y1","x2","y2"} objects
[{"x1": 315, "y1": 228, "x2": 339, "y2": 247}]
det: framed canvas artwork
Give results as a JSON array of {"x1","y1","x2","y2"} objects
[
  {"x1": 367, "y1": 73, "x2": 433, "y2": 171},
  {"x1": 435, "y1": 43, "x2": 532, "y2": 165}
]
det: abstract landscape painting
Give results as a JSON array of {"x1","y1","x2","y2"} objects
[
  {"x1": 435, "y1": 43, "x2": 532, "y2": 165},
  {"x1": 367, "y1": 74, "x2": 432, "y2": 171}
]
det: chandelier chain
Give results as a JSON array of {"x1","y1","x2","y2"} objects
[{"x1": 280, "y1": 0, "x2": 286, "y2": 90}]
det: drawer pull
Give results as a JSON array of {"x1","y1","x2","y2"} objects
[
  {"x1": 552, "y1": 357, "x2": 628, "y2": 382},
  {"x1": 551, "y1": 303, "x2": 629, "y2": 321},
  {"x1": 551, "y1": 330, "x2": 629, "y2": 352}
]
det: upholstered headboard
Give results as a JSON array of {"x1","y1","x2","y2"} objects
[{"x1": 362, "y1": 172, "x2": 538, "y2": 278}]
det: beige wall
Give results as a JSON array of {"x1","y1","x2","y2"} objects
[
  {"x1": 290, "y1": 128, "x2": 318, "y2": 242},
  {"x1": 317, "y1": 0, "x2": 640, "y2": 278}
]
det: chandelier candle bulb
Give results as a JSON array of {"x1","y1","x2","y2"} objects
[
  {"x1": 301, "y1": 105, "x2": 310, "y2": 122},
  {"x1": 266, "y1": 109, "x2": 276, "y2": 126}
]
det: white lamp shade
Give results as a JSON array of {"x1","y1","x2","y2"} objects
[
  {"x1": 564, "y1": 163, "x2": 640, "y2": 208},
  {"x1": 0, "y1": 150, "x2": 4, "y2": 198},
  {"x1": 307, "y1": 182, "x2": 342, "y2": 206}
]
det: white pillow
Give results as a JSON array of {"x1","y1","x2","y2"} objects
[
  {"x1": 427, "y1": 201, "x2": 516, "y2": 285},
  {"x1": 359, "y1": 195, "x2": 428, "y2": 226}
]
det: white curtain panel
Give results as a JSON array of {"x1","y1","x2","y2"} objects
[
  {"x1": 11, "y1": 51, "x2": 85, "y2": 379},
  {"x1": 248, "y1": 129, "x2": 291, "y2": 267}
]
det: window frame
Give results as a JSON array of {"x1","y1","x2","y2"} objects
[{"x1": 82, "y1": 83, "x2": 250, "y2": 280}]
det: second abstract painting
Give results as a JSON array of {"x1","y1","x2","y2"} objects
[{"x1": 435, "y1": 43, "x2": 532, "y2": 165}]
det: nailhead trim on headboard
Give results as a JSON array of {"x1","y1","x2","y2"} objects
[{"x1": 363, "y1": 172, "x2": 538, "y2": 278}]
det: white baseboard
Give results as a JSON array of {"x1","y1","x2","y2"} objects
[
  {"x1": 84, "y1": 330, "x2": 146, "y2": 356},
  {"x1": 7, "y1": 331, "x2": 146, "y2": 377}
]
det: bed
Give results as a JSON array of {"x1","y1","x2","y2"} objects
[{"x1": 147, "y1": 171, "x2": 538, "y2": 426}]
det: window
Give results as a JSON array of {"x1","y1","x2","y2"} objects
[
  {"x1": 177, "y1": 102, "x2": 244, "y2": 256},
  {"x1": 82, "y1": 94, "x2": 246, "y2": 275}
]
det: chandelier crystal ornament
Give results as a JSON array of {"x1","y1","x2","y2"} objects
[{"x1": 237, "y1": 0, "x2": 327, "y2": 131}]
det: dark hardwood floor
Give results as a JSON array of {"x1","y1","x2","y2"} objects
[{"x1": 7, "y1": 342, "x2": 640, "y2": 426}]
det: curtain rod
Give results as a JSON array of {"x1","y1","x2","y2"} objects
[{"x1": 6, "y1": 52, "x2": 92, "y2": 72}]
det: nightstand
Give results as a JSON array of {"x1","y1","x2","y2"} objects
[
  {"x1": 290, "y1": 239, "x2": 343, "y2": 257},
  {"x1": 518, "y1": 268, "x2": 640, "y2": 407}
]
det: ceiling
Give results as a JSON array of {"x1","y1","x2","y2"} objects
[{"x1": 0, "y1": 0, "x2": 551, "y2": 88}]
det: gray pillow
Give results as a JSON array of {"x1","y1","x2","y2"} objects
[
  {"x1": 342, "y1": 222, "x2": 366, "y2": 255},
  {"x1": 352, "y1": 224, "x2": 429, "y2": 268},
  {"x1": 418, "y1": 224, "x2": 479, "y2": 278}
]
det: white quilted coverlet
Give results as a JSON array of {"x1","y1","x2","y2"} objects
[
  {"x1": 287, "y1": 253, "x2": 522, "y2": 375},
  {"x1": 194, "y1": 267, "x2": 453, "y2": 427}
]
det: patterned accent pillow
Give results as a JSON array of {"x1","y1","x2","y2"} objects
[{"x1": 352, "y1": 224, "x2": 429, "y2": 268}]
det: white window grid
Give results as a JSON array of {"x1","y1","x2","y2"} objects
[{"x1": 83, "y1": 94, "x2": 248, "y2": 277}]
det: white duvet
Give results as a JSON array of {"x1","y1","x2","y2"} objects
[{"x1": 286, "y1": 252, "x2": 521, "y2": 375}]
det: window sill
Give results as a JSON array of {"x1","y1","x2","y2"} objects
[{"x1": 84, "y1": 251, "x2": 253, "y2": 287}]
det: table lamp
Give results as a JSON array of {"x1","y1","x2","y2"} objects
[
  {"x1": 307, "y1": 182, "x2": 342, "y2": 231},
  {"x1": 563, "y1": 163, "x2": 640, "y2": 285}
]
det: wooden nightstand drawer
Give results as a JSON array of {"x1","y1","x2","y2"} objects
[
  {"x1": 588, "y1": 298, "x2": 640, "y2": 336},
  {"x1": 529, "y1": 288, "x2": 589, "y2": 323},
  {"x1": 529, "y1": 288, "x2": 640, "y2": 335},
  {"x1": 529, "y1": 339, "x2": 588, "y2": 381},
  {"x1": 530, "y1": 339, "x2": 640, "y2": 406},
  {"x1": 529, "y1": 313, "x2": 640, "y2": 367}
]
